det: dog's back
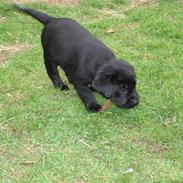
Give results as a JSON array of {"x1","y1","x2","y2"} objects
[
  {"x1": 15, "y1": 4, "x2": 114, "y2": 79},
  {"x1": 40, "y1": 19, "x2": 115, "y2": 85}
]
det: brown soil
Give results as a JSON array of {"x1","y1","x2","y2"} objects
[
  {"x1": 133, "y1": 0, "x2": 156, "y2": 6},
  {"x1": 0, "y1": 16, "x2": 6, "y2": 22},
  {"x1": 133, "y1": 139, "x2": 171, "y2": 154},
  {"x1": 0, "y1": 44, "x2": 27, "y2": 66},
  {"x1": 7, "y1": 0, "x2": 80, "y2": 6}
]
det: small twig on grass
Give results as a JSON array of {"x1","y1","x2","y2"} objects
[
  {"x1": 101, "y1": 99, "x2": 113, "y2": 111},
  {"x1": 78, "y1": 139, "x2": 94, "y2": 149},
  {"x1": 105, "y1": 28, "x2": 115, "y2": 35},
  {"x1": 20, "y1": 161, "x2": 35, "y2": 165},
  {"x1": 122, "y1": 168, "x2": 134, "y2": 174}
]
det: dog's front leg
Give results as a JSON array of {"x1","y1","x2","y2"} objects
[{"x1": 73, "y1": 83, "x2": 101, "y2": 112}]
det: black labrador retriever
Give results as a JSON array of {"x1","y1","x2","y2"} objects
[{"x1": 15, "y1": 4, "x2": 139, "y2": 112}]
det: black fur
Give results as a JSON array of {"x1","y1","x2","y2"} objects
[{"x1": 15, "y1": 4, "x2": 139, "y2": 112}]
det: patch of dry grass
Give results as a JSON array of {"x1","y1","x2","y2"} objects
[
  {"x1": 99, "y1": 8, "x2": 127, "y2": 19},
  {"x1": 132, "y1": 0, "x2": 157, "y2": 6},
  {"x1": 0, "y1": 43, "x2": 28, "y2": 66},
  {"x1": 132, "y1": 139, "x2": 171, "y2": 154},
  {"x1": 0, "y1": 16, "x2": 6, "y2": 22},
  {"x1": 123, "y1": 0, "x2": 158, "y2": 12},
  {"x1": 6, "y1": 0, "x2": 80, "y2": 6}
]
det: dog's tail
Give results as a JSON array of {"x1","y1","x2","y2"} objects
[{"x1": 14, "y1": 4, "x2": 54, "y2": 25}]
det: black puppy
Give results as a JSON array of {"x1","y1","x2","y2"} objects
[{"x1": 15, "y1": 4, "x2": 139, "y2": 112}]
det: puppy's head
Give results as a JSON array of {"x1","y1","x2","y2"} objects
[{"x1": 92, "y1": 59, "x2": 139, "y2": 109}]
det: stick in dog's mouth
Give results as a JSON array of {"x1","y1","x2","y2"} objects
[{"x1": 101, "y1": 100, "x2": 113, "y2": 111}]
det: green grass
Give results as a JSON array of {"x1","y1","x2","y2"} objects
[{"x1": 0, "y1": 0, "x2": 183, "y2": 182}]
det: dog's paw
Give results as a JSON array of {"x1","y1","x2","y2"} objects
[
  {"x1": 55, "y1": 83, "x2": 69, "y2": 91},
  {"x1": 61, "y1": 84, "x2": 69, "y2": 91},
  {"x1": 87, "y1": 103, "x2": 101, "y2": 112}
]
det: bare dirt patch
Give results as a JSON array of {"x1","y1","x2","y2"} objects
[
  {"x1": 46, "y1": 0, "x2": 80, "y2": 5},
  {"x1": 133, "y1": 0, "x2": 156, "y2": 6},
  {"x1": 133, "y1": 139, "x2": 171, "y2": 154},
  {"x1": 7, "y1": 0, "x2": 80, "y2": 6},
  {"x1": 0, "y1": 43, "x2": 27, "y2": 66},
  {"x1": 99, "y1": 9, "x2": 127, "y2": 19},
  {"x1": 123, "y1": 0, "x2": 158, "y2": 12},
  {"x1": 0, "y1": 16, "x2": 6, "y2": 22}
]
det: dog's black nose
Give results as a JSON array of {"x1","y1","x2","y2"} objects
[{"x1": 129, "y1": 97, "x2": 139, "y2": 106}]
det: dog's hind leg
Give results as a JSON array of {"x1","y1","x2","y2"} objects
[
  {"x1": 73, "y1": 83, "x2": 101, "y2": 112},
  {"x1": 43, "y1": 52, "x2": 69, "y2": 91}
]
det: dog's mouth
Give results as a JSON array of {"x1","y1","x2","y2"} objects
[
  {"x1": 115, "y1": 102, "x2": 138, "y2": 109},
  {"x1": 110, "y1": 97, "x2": 139, "y2": 109},
  {"x1": 122, "y1": 101, "x2": 139, "y2": 109}
]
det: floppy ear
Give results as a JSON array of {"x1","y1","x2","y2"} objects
[{"x1": 92, "y1": 73, "x2": 112, "y2": 98}]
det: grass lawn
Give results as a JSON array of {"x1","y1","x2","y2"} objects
[{"x1": 0, "y1": 0, "x2": 183, "y2": 182}]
